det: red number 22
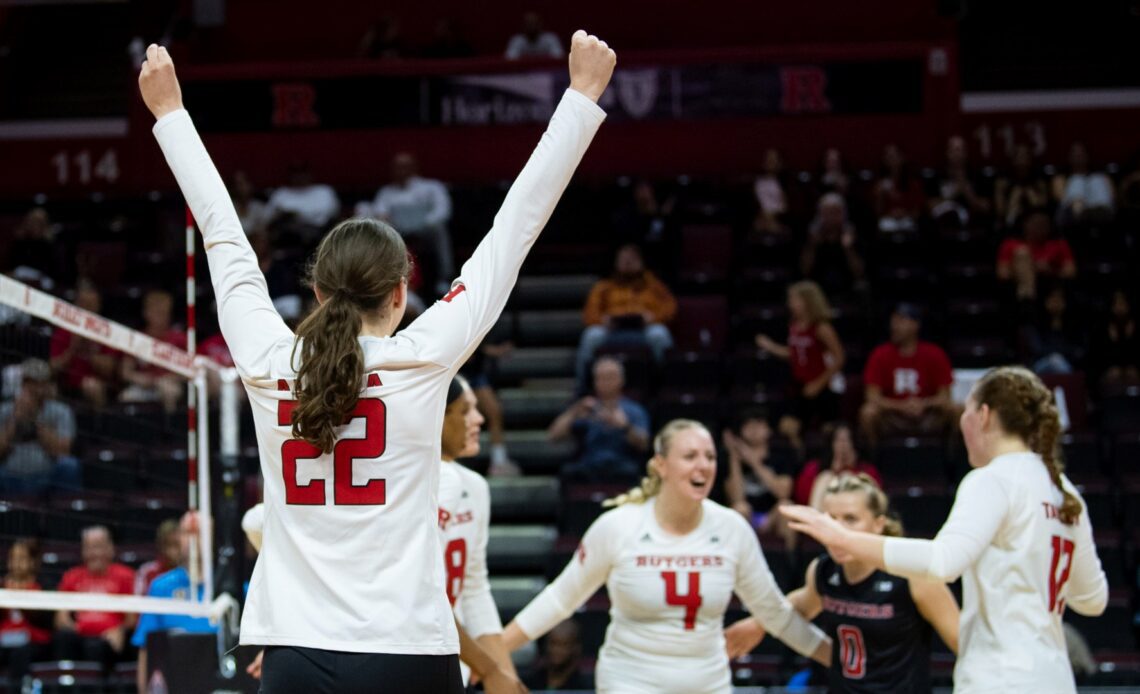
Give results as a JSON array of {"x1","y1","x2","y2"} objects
[{"x1": 277, "y1": 398, "x2": 387, "y2": 506}]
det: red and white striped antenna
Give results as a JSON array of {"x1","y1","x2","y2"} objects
[{"x1": 185, "y1": 206, "x2": 200, "y2": 590}]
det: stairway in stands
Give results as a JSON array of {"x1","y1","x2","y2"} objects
[{"x1": 466, "y1": 256, "x2": 600, "y2": 629}]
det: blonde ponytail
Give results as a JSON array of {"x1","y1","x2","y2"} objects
[{"x1": 603, "y1": 419, "x2": 707, "y2": 507}]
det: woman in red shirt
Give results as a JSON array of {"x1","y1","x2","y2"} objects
[
  {"x1": 757, "y1": 281, "x2": 845, "y2": 451},
  {"x1": 1, "y1": 539, "x2": 53, "y2": 690},
  {"x1": 996, "y1": 208, "x2": 1076, "y2": 301},
  {"x1": 794, "y1": 422, "x2": 883, "y2": 508}
]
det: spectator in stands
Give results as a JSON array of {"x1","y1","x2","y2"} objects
[
  {"x1": 722, "y1": 408, "x2": 796, "y2": 536},
  {"x1": 250, "y1": 231, "x2": 304, "y2": 322},
  {"x1": 859, "y1": 304, "x2": 956, "y2": 449},
  {"x1": 611, "y1": 180, "x2": 677, "y2": 278},
  {"x1": 133, "y1": 513, "x2": 215, "y2": 694},
  {"x1": 927, "y1": 135, "x2": 990, "y2": 228},
  {"x1": 54, "y1": 526, "x2": 136, "y2": 676},
  {"x1": 424, "y1": 18, "x2": 474, "y2": 59},
  {"x1": 7, "y1": 207, "x2": 59, "y2": 292},
  {"x1": 996, "y1": 208, "x2": 1077, "y2": 301},
  {"x1": 817, "y1": 147, "x2": 850, "y2": 198},
  {"x1": 49, "y1": 279, "x2": 118, "y2": 407},
  {"x1": 1095, "y1": 289, "x2": 1139, "y2": 388},
  {"x1": 793, "y1": 422, "x2": 882, "y2": 509},
  {"x1": 1, "y1": 539, "x2": 52, "y2": 692},
  {"x1": 357, "y1": 14, "x2": 405, "y2": 59},
  {"x1": 363, "y1": 152, "x2": 454, "y2": 294},
  {"x1": 0, "y1": 358, "x2": 79, "y2": 494},
  {"x1": 1117, "y1": 152, "x2": 1140, "y2": 228},
  {"x1": 1054, "y1": 141, "x2": 1115, "y2": 229},
  {"x1": 753, "y1": 148, "x2": 790, "y2": 236},
  {"x1": 461, "y1": 341, "x2": 519, "y2": 476},
  {"x1": 505, "y1": 12, "x2": 563, "y2": 59},
  {"x1": 134, "y1": 519, "x2": 181, "y2": 596},
  {"x1": 874, "y1": 144, "x2": 924, "y2": 233},
  {"x1": 520, "y1": 619, "x2": 593, "y2": 691},
  {"x1": 576, "y1": 244, "x2": 676, "y2": 389},
  {"x1": 264, "y1": 163, "x2": 340, "y2": 243},
  {"x1": 800, "y1": 193, "x2": 866, "y2": 300},
  {"x1": 755, "y1": 281, "x2": 845, "y2": 452},
  {"x1": 995, "y1": 144, "x2": 1049, "y2": 229},
  {"x1": 119, "y1": 290, "x2": 186, "y2": 413},
  {"x1": 1019, "y1": 283, "x2": 1087, "y2": 375},
  {"x1": 229, "y1": 170, "x2": 268, "y2": 236},
  {"x1": 550, "y1": 357, "x2": 651, "y2": 485}
]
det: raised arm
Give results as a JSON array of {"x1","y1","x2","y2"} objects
[
  {"x1": 140, "y1": 45, "x2": 292, "y2": 379},
  {"x1": 725, "y1": 557, "x2": 824, "y2": 660},
  {"x1": 733, "y1": 517, "x2": 829, "y2": 665},
  {"x1": 783, "y1": 469, "x2": 1009, "y2": 583},
  {"x1": 398, "y1": 32, "x2": 614, "y2": 371},
  {"x1": 503, "y1": 510, "x2": 617, "y2": 649}
]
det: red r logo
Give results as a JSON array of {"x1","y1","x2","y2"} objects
[
  {"x1": 780, "y1": 67, "x2": 831, "y2": 114},
  {"x1": 272, "y1": 83, "x2": 319, "y2": 128}
]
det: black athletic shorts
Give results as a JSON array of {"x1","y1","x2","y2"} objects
[{"x1": 259, "y1": 646, "x2": 464, "y2": 694}]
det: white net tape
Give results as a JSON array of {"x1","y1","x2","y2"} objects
[{"x1": 0, "y1": 274, "x2": 237, "y2": 630}]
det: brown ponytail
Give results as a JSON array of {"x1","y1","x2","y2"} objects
[
  {"x1": 824, "y1": 472, "x2": 904, "y2": 537},
  {"x1": 291, "y1": 219, "x2": 410, "y2": 453},
  {"x1": 972, "y1": 366, "x2": 1082, "y2": 525}
]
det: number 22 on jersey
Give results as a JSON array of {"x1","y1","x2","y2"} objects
[{"x1": 277, "y1": 398, "x2": 388, "y2": 506}]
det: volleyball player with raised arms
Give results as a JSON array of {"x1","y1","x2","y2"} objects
[
  {"x1": 503, "y1": 419, "x2": 831, "y2": 694},
  {"x1": 241, "y1": 376, "x2": 514, "y2": 686},
  {"x1": 784, "y1": 367, "x2": 1108, "y2": 693},
  {"x1": 138, "y1": 33, "x2": 614, "y2": 693},
  {"x1": 438, "y1": 375, "x2": 515, "y2": 685},
  {"x1": 726, "y1": 473, "x2": 959, "y2": 692}
]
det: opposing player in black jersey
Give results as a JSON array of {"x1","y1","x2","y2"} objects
[{"x1": 727, "y1": 473, "x2": 958, "y2": 692}]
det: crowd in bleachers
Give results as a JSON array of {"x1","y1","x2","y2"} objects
[
  {"x1": 0, "y1": 131, "x2": 1138, "y2": 689},
  {"x1": 0, "y1": 521, "x2": 203, "y2": 691}
]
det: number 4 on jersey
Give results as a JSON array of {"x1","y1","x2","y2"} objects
[{"x1": 661, "y1": 571, "x2": 702, "y2": 630}]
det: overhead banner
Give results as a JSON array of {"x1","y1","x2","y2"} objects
[{"x1": 183, "y1": 60, "x2": 924, "y2": 132}]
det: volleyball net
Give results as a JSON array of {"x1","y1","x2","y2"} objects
[{"x1": 0, "y1": 272, "x2": 241, "y2": 630}]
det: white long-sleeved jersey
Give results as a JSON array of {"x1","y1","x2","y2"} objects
[
  {"x1": 438, "y1": 459, "x2": 501, "y2": 684},
  {"x1": 514, "y1": 498, "x2": 826, "y2": 694},
  {"x1": 884, "y1": 452, "x2": 1108, "y2": 693},
  {"x1": 152, "y1": 89, "x2": 605, "y2": 655}
]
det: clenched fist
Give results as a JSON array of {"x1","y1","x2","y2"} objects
[
  {"x1": 138, "y1": 43, "x2": 184, "y2": 120},
  {"x1": 568, "y1": 30, "x2": 616, "y2": 103}
]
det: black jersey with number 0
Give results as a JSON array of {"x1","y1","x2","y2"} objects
[{"x1": 813, "y1": 554, "x2": 931, "y2": 693}]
